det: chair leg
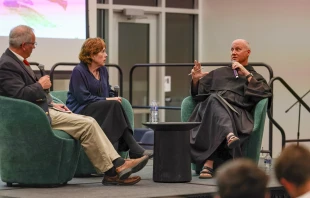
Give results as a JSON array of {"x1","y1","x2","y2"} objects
[{"x1": 7, "y1": 182, "x2": 12, "y2": 187}]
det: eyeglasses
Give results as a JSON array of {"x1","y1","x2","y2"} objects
[{"x1": 24, "y1": 42, "x2": 37, "y2": 46}]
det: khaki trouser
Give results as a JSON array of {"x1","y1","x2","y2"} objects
[{"x1": 49, "y1": 108, "x2": 120, "y2": 173}]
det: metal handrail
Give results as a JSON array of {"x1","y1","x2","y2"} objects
[
  {"x1": 129, "y1": 63, "x2": 195, "y2": 110},
  {"x1": 49, "y1": 62, "x2": 123, "y2": 95},
  {"x1": 268, "y1": 77, "x2": 310, "y2": 112},
  {"x1": 268, "y1": 76, "x2": 310, "y2": 152},
  {"x1": 29, "y1": 62, "x2": 40, "y2": 66},
  {"x1": 129, "y1": 62, "x2": 273, "y2": 103}
]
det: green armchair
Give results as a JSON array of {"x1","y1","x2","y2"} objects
[
  {"x1": 0, "y1": 96, "x2": 81, "y2": 186},
  {"x1": 50, "y1": 91, "x2": 134, "y2": 177},
  {"x1": 181, "y1": 96, "x2": 268, "y2": 172}
]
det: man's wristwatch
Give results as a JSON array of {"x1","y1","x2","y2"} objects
[{"x1": 246, "y1": 73, "x2": 253, "y2": 79}]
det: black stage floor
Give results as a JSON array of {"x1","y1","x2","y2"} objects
[{"x1": 0, "y1": 159, "x2": 289, "y2": 198}]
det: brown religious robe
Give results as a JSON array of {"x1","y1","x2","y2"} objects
[{"x1": 189, "y1": 65, "x2": 272, "y2": 168}]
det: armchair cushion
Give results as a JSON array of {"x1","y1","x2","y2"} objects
[
  {"x1": 243, "y1": 98, "x2": 268, "y2": 163},
  {"x1": 0, "y1": 96, "x2": 80, "y2": 186},
  {"x1": 181, "y1": 96, "x2": 268, "y2": 168}
]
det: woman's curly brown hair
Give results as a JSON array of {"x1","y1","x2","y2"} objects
[{"x1": 79, "y1": 37, "x2": 106, "y2": 65}]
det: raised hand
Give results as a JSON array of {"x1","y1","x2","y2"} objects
[{"x1": 190, "y1": 60, "x2": 209, "y2": 82}]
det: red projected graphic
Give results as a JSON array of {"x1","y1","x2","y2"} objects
[{"x1": 1, "y1": 0, "x2": 86, "y2": 39}]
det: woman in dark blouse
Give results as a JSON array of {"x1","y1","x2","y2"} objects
[{"x1": 67, "y1": 38, "x2": 151, "y2": 159}]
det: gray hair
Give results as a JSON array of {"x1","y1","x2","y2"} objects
[{"x1": 9, "y1": 25, "x2": 34, "y2": 48}]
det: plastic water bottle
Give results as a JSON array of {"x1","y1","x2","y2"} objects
[
  {"x1": 264, "y1": 152, "x2": 272, "y2": 173},
  {"x1": 259, "y1": 147, "x2": 265, "y2": 167},
  {"x1": 150, "y1": 100, "x2": 159, "y2": 123}
]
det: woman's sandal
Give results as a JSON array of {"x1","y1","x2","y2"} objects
[
  {"x1": 199, "y1": 166, "x2": 214, "y2": 179},
  {"x1": 227, "y1": 134, "x2": 240, "y2": 149}
]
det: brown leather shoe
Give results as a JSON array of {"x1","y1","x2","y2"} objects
[
  {"x1": 116, "y1": 155, "x2": 149, "y2": 180},
  {"x1": 102, "y1": 175, "x2": 141, "y2": 186}
]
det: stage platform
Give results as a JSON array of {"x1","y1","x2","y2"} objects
[{"x1": 0, "y1": 159, "x2": 289, "y2": 198}]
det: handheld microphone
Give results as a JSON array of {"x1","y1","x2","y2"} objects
[
  {"x1": 231, "y1": 60, "x2": 239, "y2": 79},
  {"x1": 114, "y1": 85, "x2": 120, "y2": 97},
  {"x1": 37, "y1": 64, "x2": 50, "y2": 93},
  {"x1": 37, "y1": 64, "x2": 46, "y2": 77}
]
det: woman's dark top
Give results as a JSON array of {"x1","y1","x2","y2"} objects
[{"x1": 66, "y1": 62, "x2": 114, "y2": 113}]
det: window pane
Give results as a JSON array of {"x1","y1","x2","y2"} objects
[
  {"x1": 97, "y1": 9, "x2": 105, "y2": 39},
  {"x1": 113, "y1": 0, "x2": 157, "y2": 7},
  {"x1": 165, "y1": 13, "x2": 195, "y2": 122},
  {"x1": 119, "y1": 23, "x2": 150, "y2": 128},
  {"x1": 166, "y1": 0, "x2": 194, "y2": 9},
  {"x1": 97, "y1": 0, "x2": 107, "y2": 3}
]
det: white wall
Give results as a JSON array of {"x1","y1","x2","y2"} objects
[{"x1": 201, "y1": 0, "x2": 310, "y2": 156}]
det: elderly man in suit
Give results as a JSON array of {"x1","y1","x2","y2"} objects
[{"x1": 0, "y1": 24, "x2": 149, "y2": 186}]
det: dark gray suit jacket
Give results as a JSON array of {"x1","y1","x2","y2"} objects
[{"x1": 0, "y1": 48, "x2": 51, "y2": 122}]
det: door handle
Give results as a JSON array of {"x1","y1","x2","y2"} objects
[{"x1": 165, "y1": 97, "x2": 172, "y2": 102}]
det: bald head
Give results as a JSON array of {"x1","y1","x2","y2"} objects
[
  {"x1": 231, "y1": 39, "x2": 251, "y2": 66},
  {"x1": 232, "y1": 39, "x2": 251, "y2": 50}
]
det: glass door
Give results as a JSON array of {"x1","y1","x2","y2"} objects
[
  {"x1": 110, "y1": 13, "x2": 158, "y2": 128},
  {"x1": 164, "y1": 13, "x2": 195, "y2": 122}
]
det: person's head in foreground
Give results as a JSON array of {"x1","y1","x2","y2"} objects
[
  {"x1": 275, "y1": 144, "x2": 310, "y2": 198},
  {"x1": 215, "y1": 158, "x2": 269, "y2": 198}
]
